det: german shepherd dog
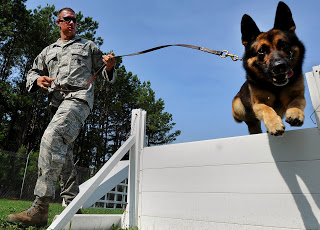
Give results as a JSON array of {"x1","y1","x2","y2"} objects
[{"x1": 232, "y1": 1, "x2": 305, "y2": 136}]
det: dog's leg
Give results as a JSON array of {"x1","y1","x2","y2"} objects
[
  {"x1": 245, "y1": 120, "x2": 262, "y2": 134},
  {"x1": 285, "y1": 96, "x2": 306, "y2": 127},
  {"x1": 253, "y1": 103, "x2": 285, "y2": 136},
  {"x1": 232, "y1": 96, "x2": 246, "y2": 122},
  {"x1": 233, "y1": 96, "x2": 263, "y2": 134}
]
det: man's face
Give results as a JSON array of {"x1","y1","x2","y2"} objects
[{"x1": 57, "y1": 10, "x2": 77, "y2": 38}]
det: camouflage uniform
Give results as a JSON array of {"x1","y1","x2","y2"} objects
[{"x1": 26, "y1": 35, "x2": 116, "y2": 202}]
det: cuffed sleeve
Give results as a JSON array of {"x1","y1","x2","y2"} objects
[
  {"x1": 90, "y1": 41, "x2": 117, "y2": 84},
  {"x1": 102, "y1": 67, "x2": 117, "y2": 83}
]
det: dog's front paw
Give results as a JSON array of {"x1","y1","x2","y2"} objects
[
  {"x1": 285, "y1": 108, "x2": 305, "y2": 127},
  {"x1": 265, "y1": 116, "x2": 285, "y2": 136}
]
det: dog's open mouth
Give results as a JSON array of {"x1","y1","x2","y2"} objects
[{"x1": 272, "y1": 69, "x2": 294, "y2": 86}]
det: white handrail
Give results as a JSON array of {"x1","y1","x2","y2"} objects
[{"x1": 47, "y1": 135, "x2": 136, "y2": 230}]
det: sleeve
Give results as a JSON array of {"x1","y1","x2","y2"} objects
[
  {"x1": 26, "y1": 48, "x2": 48, "y2": 93},
  {"x1": 90, "y1": 41, "x2": 117, "y2": 83},
  {"x1": 102, "y1": 67, "x2": 117, "y2": 83}
]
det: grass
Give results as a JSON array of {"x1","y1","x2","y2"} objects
[{"x1": 0, "y1": 198, "x2": 132, "y2": 230}]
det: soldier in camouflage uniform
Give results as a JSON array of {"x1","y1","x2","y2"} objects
[{"x1": 7, "y1": 7, "x2": 116, "y2": 227}]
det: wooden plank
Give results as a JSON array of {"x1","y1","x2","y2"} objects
[
  {"x1": 306, "y1": 70, "x2": 320, "y2": 112},
  {"x1": 140, "y1": 192, "x2": 320, "y2": 229},
  {"x1": 140, "y1": 216, "x2": 297, "y2": 230},
  {"x1": 312, "y1": 65, "x2": 320, "y2": 91},
  {"x1": 127, "y1": 109, "x2": 146, "y2": 228},
  {"x1": 138, "y1": 110, "x2": 146, "y2": 228},
  {"x1": 306, "y1": 66, "x2": 320, "y2": 127},
  {"x1": 139, "y1": 126, "x2": 320, "y2": 229},
  {"x1": 142, "y1": 128, "x2": 320, "y2": 169},
  {"x1": 55, "y1": 214, "x2": 122, "y2": 230},
  {"x1": 141, "y1": 160, "x2": 320, "y2": 194}
]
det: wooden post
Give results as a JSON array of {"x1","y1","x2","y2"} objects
[
  {"x1": 126, "y1": 109, "x2": 146, "y2": 228},
  {"x1": 306, "y1": 65, "x2": 320, "y2": 129}
]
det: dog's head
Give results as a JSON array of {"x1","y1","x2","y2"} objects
[{"x1": 241, "y1": 1, "x2": 304, "y2": 87}]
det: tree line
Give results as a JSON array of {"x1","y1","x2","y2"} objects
[{"x1": 0, "y1": 0, "x2": 181, "y2": 171}]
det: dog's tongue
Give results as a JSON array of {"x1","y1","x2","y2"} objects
[{"x1": 286, "y1": 69, "x2": 294, "y2": 78}]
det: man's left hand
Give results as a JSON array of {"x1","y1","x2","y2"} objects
[{"x1": 102, "y1": 53, "x2": 116, "y2": 72}]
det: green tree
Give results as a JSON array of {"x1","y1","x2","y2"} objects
[
  {"x1": 0, "y1": 2, "x2": 59, "y2": 153},
  {"x1": 137, "y1": 81, "x2": 181, "y2": 146},
  {"x1": 0, "y1": 0, "x2": 29, "y2": 147},
  {"x1": 0, "y1": 2, "x2": 181, "y2": 172}
]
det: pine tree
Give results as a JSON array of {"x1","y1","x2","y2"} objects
[{"x1": 0, "y1": 2, "x2": 181, "y2": 171}]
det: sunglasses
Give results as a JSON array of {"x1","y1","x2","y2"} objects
[{"x1": 59, "y1": 17, "x2": 77, "y2": 24}]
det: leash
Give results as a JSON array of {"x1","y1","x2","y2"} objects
[{"x1": 53, "y1": 44, "x2": 242, "y2": 92}]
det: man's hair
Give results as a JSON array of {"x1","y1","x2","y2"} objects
[{"x1": 58, "y1": 7, "x2": 75, "y2": 18}]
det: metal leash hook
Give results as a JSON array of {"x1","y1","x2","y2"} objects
[{"x1": 220, "y1": 50, "x2": 242, "y2": 61}]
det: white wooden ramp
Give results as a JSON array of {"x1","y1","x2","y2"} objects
[
  {"x1": 48, "y1": 65, "x2": 320, "y2": 229},
  {"x1": 135, "y1": 65, "x2": 320, "y2": 229},
  {"x1": 139, "y1": 127, "x2": 320, "y2": 229}
]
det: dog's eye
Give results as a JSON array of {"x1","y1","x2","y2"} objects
[
  {"x1": 278, "y1": 41, "x2": 290, "y2": 53},
  {"x1": 257, "y1": 45, "x2": 269, "y2": 57}
]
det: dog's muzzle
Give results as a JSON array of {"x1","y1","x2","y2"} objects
[
  {"x1": 272, "y1": 68, "x2": 294, "y2": 86},
  {"x1": 271, "y1": 60, "x2": 293, "y2": 86}
]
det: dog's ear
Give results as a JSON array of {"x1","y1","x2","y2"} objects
[
  {"x1": 241, "y1": 14, "x2": 260, "y2": 47},
  {"x1": 274, "y1": 1, "x2": 296, "y2": 32}
]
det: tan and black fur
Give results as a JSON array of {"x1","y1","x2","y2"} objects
[{"x1": 232, "y1": 1, "x2": 305, "y2": 136}]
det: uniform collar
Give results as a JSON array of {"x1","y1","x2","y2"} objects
[{"x1": 54, "y1": 35, "x2": 82, "y2": 47}]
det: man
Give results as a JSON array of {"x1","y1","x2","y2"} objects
[{"x1": 6, "y1": 7, "x2": 116, "y2": 227}]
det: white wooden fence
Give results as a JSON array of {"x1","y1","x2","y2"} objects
[
  {"x1": 48, "y1": 65, "x2": 320, "y2": 230},
  {"x1": 79, "y1": 160, "x2": 129, "y2": 210},
  {"x1": 87, "y1": 178, "x2": 127, "y2": 209}
]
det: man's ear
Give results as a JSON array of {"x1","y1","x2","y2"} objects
[
  {"x1": 56, "y1": 19, "x2": 61, "y2": 28},
  {"x1": 274, "y1": 1, "x2": 296, "y2": 32},
  {"x1": 241, "y1": 14, "x2": 260, "y2": 47}
]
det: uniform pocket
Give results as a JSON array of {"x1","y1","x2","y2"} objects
[
  {"x1": 45, "y1": 51, "x2": 58, "y2": 73},
  {"x1": 69, "y1": 49, "x2": 91, "y2": 86},
  {"x1": 71, "y1": 49, "x2": 89, "y2": 68}
]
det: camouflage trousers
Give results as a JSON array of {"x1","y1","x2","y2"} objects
[{"x1": 34, "y1": 98, "x2": 90, "y2": 203}]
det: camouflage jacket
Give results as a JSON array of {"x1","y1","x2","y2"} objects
[{"x1": 27, "y1": 35, "x2": 116, "y2": 109}]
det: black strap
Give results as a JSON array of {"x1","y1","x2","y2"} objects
[{"x1": 117, "y1": 44, "x2": 223, "y2": 57}]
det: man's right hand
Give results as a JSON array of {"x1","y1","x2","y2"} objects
[{"x1": 37, "y1": 76, "x2": 54, "y2": 90}]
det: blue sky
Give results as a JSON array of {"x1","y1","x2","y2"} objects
[{"x1": 25, "y1": 0, "x2": 320, "y2": 143}]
